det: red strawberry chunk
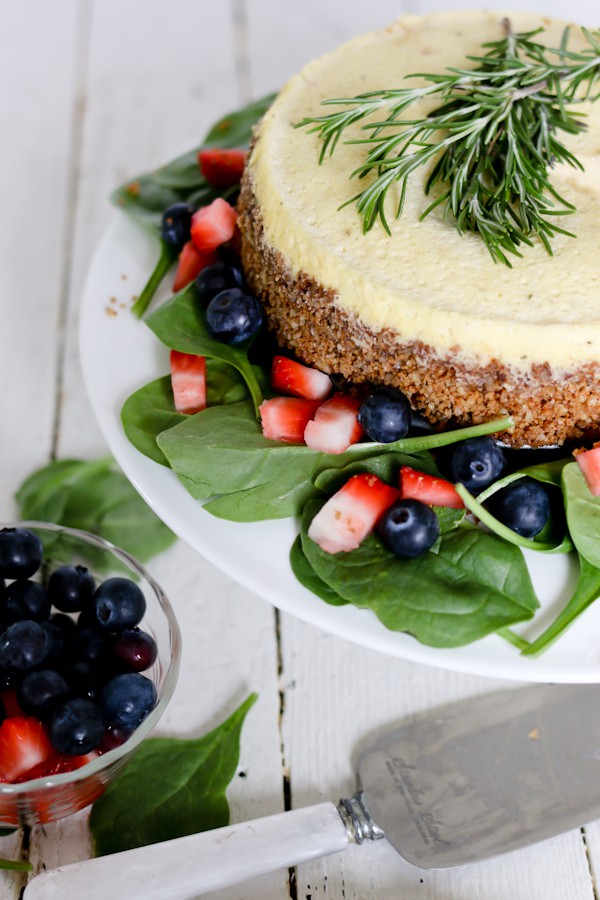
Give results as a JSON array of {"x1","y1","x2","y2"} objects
[
  {"x1": 260, "y1": 397, "x2": 322, "y2": 443},
  {"x1": 15, "y1": 751, "x2": 99, "y2": 783},
  {"x1": 170, "y1": 350, "x2": 207, "y2": 414},
  {"x1": 574, "y1": 445, "x2": 600, "y2": 496},
  {"x1": 198, "y1": 148, "x2": 246, "y2": 187},
  {"x1": 271, "y1": 356, "x2": 332, "y2": 401},
  {"x1": 172, "y1": 241, "x2": 218, "y2": 292},
  {"x1": 304, "y1": 392, "x2": 364, "y2": 454},
  {"x1": 191, "y1": 198, "x2": 238, "y2": 253},
  {"x1": 308, "y1": 474, "x2": 398, "y2": 554},
  {"x1": 399, "y1": 466, "x2": 464, "y2": 509},
  {"x1": 0, "y1": 717, "x2": 54, "y2": 782}
]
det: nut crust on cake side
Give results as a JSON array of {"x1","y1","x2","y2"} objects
[{"x1": 238, "y1": 166, "x2": 600, "y2": 450}]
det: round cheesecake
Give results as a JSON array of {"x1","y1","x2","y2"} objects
[{"x1": 238, "y1": 10, "x2": 600, "y2": 448}]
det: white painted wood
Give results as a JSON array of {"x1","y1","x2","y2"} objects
[
  {"x1": 0, "y1": 0, "x2": 80, "y2": 894},
  {"x1": 3, "y1": 1, "x2": 600, "y2": 899}
]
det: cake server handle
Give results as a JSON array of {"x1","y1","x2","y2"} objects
[{"x1": 23, "y1": 802, "x2": 351, "y2": 899}]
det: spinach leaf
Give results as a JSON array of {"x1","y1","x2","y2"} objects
[
  {"x1": 300, "y1": 500, "x2": 538, "y2": 647},
  {"x1": 90, "y1": 694, "x2": 256, "y2": 856},
  {"x1": 122, "y1": 377, "x2": 186, "y2": 466},
  {"x1": 146, "y1": 284, "x2": 264, "y2": 415},
  {"x1": 156, "y1": 401, "x2": 408, "y2": 521},
  {"x1": 290, "y1": 535, "x2": 348, "y2": 606},
  {"x1": 121, "y1": 363, "x2": 250, "y2": 466},
  {"x1": 111, "y1": 94, "x2": 275, "y2": 232},
  {"x1": 313, "y1": 450, "x2": 439, "y2": 493},
  {"x1": 520, "y1": 554, "x2": 600, "y2": 656},
  {"x1": 562, "y1": 461, "x2": 600, "y2": 569},
  {"x1": 111, "y1": 94, "x2": 276, "y2": 317},
  {"x1": 15, "y1": 459, "x2": 175, "y2": 565}
]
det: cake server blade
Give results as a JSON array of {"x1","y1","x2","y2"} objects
[{"x1": 24, "y1": 684, "x2": 600, "y2": 899}]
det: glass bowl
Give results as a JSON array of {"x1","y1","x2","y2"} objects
[{"x1": 0, "y1": 521, "x2": 181, "y2": 827}]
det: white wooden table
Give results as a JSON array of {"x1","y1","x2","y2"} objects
[{"x1": 1, "y1": 1, "x2": 599, "y2": 897}]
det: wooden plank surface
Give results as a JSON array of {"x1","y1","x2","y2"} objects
[{"x1": 0, "y1": 0, "x2": 599, "y2": 898}]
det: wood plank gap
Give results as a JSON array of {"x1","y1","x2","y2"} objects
[
  {"x1": 50, "y1": 0, "x2": 95, "y2": 460},
  {"x1": 582, "y1": 827, "x2": 599, "y2": 900},
  {"x1": 231, "y1": 0, "x2": 253, "y2": 103},
  {"x1": 274, "y1": 608, "x2": 297, "y2": 898}
]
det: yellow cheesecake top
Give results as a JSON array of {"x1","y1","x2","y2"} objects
[{"x1": 249, "y1": 10, "x2": 600, "y2": 372}]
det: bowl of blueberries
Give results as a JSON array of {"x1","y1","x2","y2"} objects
[{"x1": 0, "y1": 521, "x2": 181, "y2": 826}]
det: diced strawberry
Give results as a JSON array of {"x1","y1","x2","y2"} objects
[
  {"x1": 0, "y1": 717, "x2": 54, "y2": 782},
  {"x1": 399, "y1": 466, "x2": 464, "y2": 509},
  {"x1": 304, "y1": 392, "x2": 364, "y2": 454},
  {"x1": 172, "y1": 241, "x2": 218, "y2": 292},
  {"x1": 271, "y1": 356, "x2": 332, "y2": 401},
  {"x1": 260, "y1": 397, "x2": 322, "y2": 443},
  {"x1": 170, "y1": 350, "x2": 207, "y2": 414},
  {"x1": 198, "y1": 148, "x2": 246, "y2": 188},
  {"x1": 14, "y1": 751, "x2": 99, "y2": 783},
  {"x1": 574, "y1": 444, "x2": 600, "y2": 496},
  {"x1": 308, "y1": 474, "x2": 398, "y2": 554},
  {"x1": 190, "y1": 198, "x2": 238, "y2": 253}
]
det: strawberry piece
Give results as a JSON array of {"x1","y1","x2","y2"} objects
[
  {"x1": 198, "y1": 148, "x2": 246, "y2": 188},
  {"x1": 399, "y1": 466, "x2": 464, "y2": 509},
  {"x1": 260, "y1": 397, "x2": 322, "y2": 443},
  {"x1": 0, "y1": 717, "x2": 54, "y2": 782},
  {"x1": 304, "y1": 392, "x2": 364, "y2": 454},
  {"x1": 190, "y1": 199, "x2": 238, "y2": 253},
  {"x1": 172, "y1": 241, "x2": 218, "y2": 292},
  {"x1": 170, "y1": 350, "x2": 207, "y2": 414},
  {"x1": 271, "y1": 356, "x2": 332, "y2": 401},
  {"x1": 14, "y1": 751, "x2": 99, "y2": 783},
  {"x1": 308, "y1": 474, "x2": 398, "y2": 554},
  {"x1": 574, "y1": 445, "x2": 600, "y2": 496}
]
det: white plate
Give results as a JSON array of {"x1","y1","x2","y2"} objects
[{"x1": 80, "y1": 212, "x2": 600, "y2": 683}]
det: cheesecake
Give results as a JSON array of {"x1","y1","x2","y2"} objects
[{"x1": 238, "y1": 10, "x2": 600, "y2": 448}]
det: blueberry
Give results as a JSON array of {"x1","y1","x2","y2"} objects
[
  {"x1": 101, "y1": 673, "x2": 157, "y2": 733},
  {"x1": 205, "y1": 288, "x2": 263, "y2": 345},
  {"x1": 112, "y1": 628, "x2": 157, "y2": 673},
  {"x1": 0, "y1": 620, "x2": 49, "y2": 672},
  {"x1": 49, "y1": 698, "x2": 105, "y2": 755},
  {"x1": 0, "y1": 528, "x2": 43, "y2": 580},
  {"x1": 195, "y1": 261, "x2": 244, "y2": 307},
  {"x1": 409, "y1": 409, "x2": 436, "y2": 437},
  {"x1": 358, "y1": 388, "x2": 411, "y2": 443},
  {"x1": 448, "y1": 437, "x2": 506, "y2": 492},
  {"x1": 66, "y1": 659, "x2": 105, "y2": 702},
  {"x1": 17, "y1": 669, "x2": 70, "y2": 720},
  {"x1": 91, "y1": 577, "x2": 146, "y2": 632},
  {"x1": 160, "y1": 202, "x2": 194, "y2": 249},
  {"x1": 48, "y1": 565, "x2": 95, "y2": 613},
  {"x1": 1, "y1": 580, "x2": 50, "y2": 623},
  {"x1": 378, "y1": 499, "x2": 440, "y2": 558},
  {"x1": 75, "y1": 628, "x2": 108, "y2": 665},
  {"x1": 484, "y1": 477, "x2": 552, "y2": 538}
]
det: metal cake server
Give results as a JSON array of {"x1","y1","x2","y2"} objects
[{"x1": 24, "y1": 683, "x2": 600, "y2": 899}]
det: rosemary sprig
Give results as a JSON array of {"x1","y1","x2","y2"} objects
[{"x1": 296, "y1": 22, "x2": 600, "y2": 264}]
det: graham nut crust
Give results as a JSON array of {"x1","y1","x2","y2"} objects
[{"x1": 237, "y1": 166, "x2": 600, "y2": 449}]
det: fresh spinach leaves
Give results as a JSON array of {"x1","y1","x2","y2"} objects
[
  {"x1": 121, "y1": 361, "x2": 250, "y2": 466},
  {"x1": 299, "y1": 500, "x2": 538, "y2": 647},
  {"x1": 90, "y1": 694, "x2": 256, "y2": 856},
  {"x1": 146, "y1": 283, "x2": 265, "y2": 415},
  {"x1": 15, "y1": 458, "x2": 175, "y2": 565},
  {"x1": 112, "y1": 94, "x2": 276, "y2": 316}
]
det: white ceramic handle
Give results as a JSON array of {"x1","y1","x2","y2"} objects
[{"x1": 24, "y1": 801, "x2": 350, "y2": 900}]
